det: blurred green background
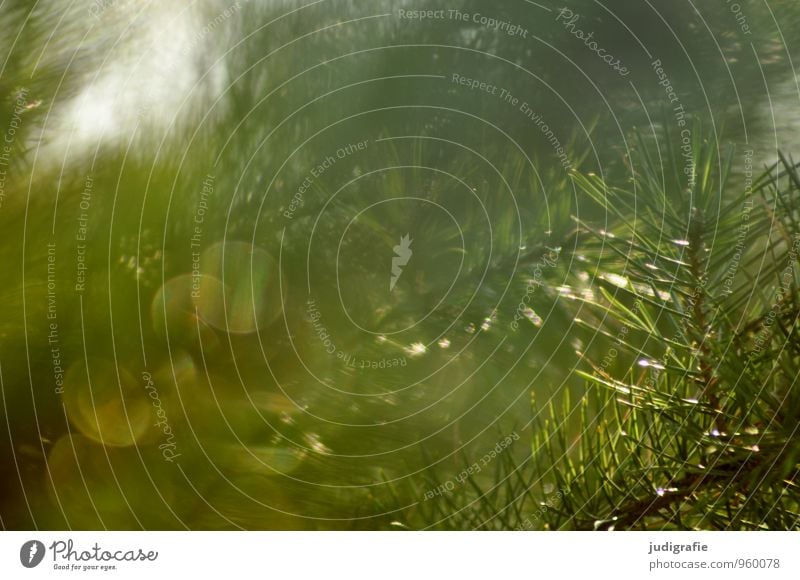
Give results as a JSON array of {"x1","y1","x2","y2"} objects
[{"x1": 1, "y1": 0, "x2": 799, "y2": 529}]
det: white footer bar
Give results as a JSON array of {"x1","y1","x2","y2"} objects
[{"x1": 1, "y1": 531, "x2": 798, "y2": 578}]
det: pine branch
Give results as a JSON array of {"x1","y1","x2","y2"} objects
[{"x1": 535, "y1": 133, "x2": 800, "y2": 530}]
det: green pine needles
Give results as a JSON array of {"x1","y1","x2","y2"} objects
[{"x1": 533, "y1": 134, "x2": 800, "y2": 530}]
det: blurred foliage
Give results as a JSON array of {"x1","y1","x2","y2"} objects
[{"x1": 0, "y1": 0, "x2": 798, "y2": 530}]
